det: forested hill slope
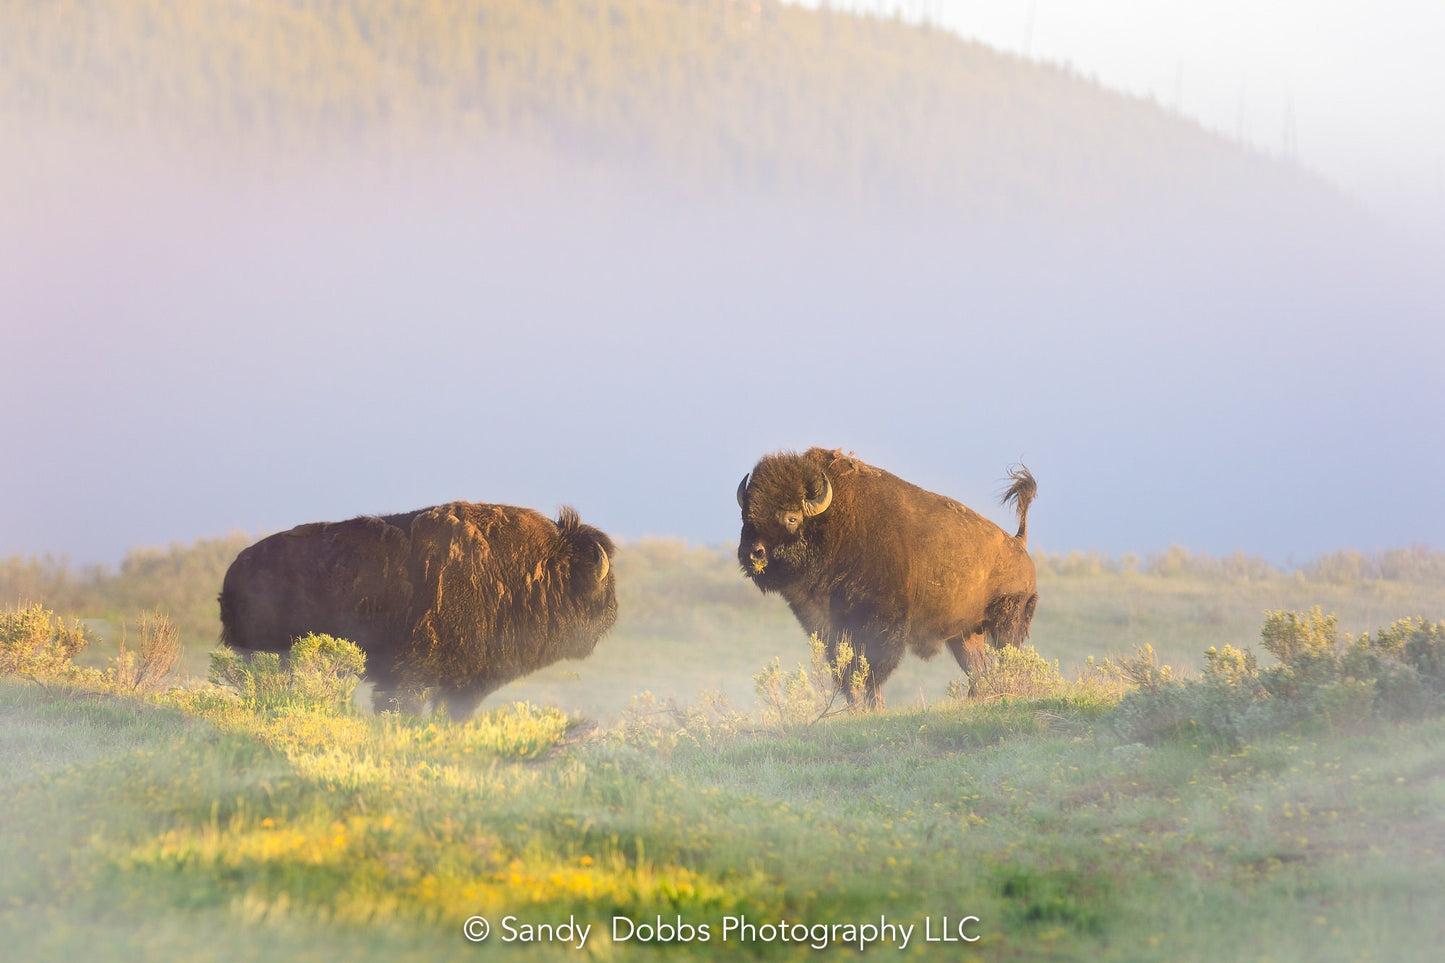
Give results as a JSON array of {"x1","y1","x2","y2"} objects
[{"x1": 1, "y1": 0, "x2": 1347, "y2": 226}]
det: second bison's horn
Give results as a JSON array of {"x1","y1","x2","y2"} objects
[
  {"x1": 803, "y1": 474, "x2": 833, "y2": 517},
  {"x1": 595, "y1": 542, "x2": 610, "y2": 582},
  {"x1": 736, "y1": 473, "x2": 751, "y2": 509}
]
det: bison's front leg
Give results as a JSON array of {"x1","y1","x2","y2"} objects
[
  {"x1": 829, "y1": 635, "x2": 898, "y2": 711},
  {"x1": 857, "y1": 672, "x2": 885, "y2": 711}
]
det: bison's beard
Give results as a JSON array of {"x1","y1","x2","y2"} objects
[
  {"x1": 741, "y1": 539, "x2": 810, "y2": 593},
  {"x1": 743, "y1": 564, "x2": 781, "y2": 593}
]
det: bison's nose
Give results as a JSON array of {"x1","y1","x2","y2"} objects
[{"x1": 749, "y1": 544, "x2": 767, "y2": 564}]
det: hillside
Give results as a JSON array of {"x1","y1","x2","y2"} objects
[
  {"x1": 6, "y1": 0, "x2": 1437, "y2": 572},
  {"x1": 1, "y1": 0, "x2": 1346, "y2": 224}
]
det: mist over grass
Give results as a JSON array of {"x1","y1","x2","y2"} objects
[
  {"x1": 4, "y1": 594, "x2": 1444, "y2": 961},
  {"x1": 6, "y1": 535, "x2": 1443, "y2": 718},
  {"x1": 5, "y1": 526, "x2": 1443, "y2": 960}
]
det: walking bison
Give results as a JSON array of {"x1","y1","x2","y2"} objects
[
  {"x1": 219, "y1": 502, "x2": 617, "y2": 718},
  {"x1": 736, "y1": 448, "x2": 1037, "y2": 707}
]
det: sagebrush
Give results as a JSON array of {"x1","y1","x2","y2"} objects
[
  {"x1": 208, "y1": 632, "x2": 366, "y2": 713},
  {"x1": 1110, "y1": 608, "x2": 1445, "y2": 746}
]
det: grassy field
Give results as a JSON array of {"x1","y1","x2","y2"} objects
[
  {"x1": 4, "y1": 664, "x2": 1444, "y2": 962},
  {"x1": 496, "y1": 543, "x2": 1445, "y2": 719},
  {"x1": 4, "y1": 540, "x2": 1444, "y2": 960}
]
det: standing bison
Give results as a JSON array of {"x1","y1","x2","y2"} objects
[
  {"x1": 219, "y1": 502, "x2": 617, "y2": 718},
  {"x1": 737, "y1": 448, "x2": 1037, "y2": 707}
]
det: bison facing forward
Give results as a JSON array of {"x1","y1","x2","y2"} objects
[
  {"x1": 737, "y1": 448, "x2": 1037, "y2": 707},
  {"x1": 219, "y1": 503, "x2": 617, "y2": 717}
]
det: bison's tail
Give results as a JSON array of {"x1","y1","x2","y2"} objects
[
  {"x1": 1000, "y1": 464, "x2": 1037, "y2": 545},
  {"x1": 217, "y1": 589, "x2": 238, "y2": 649}
]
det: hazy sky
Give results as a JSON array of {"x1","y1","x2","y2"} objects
[
  {"x1": 4, "y1": 151, "x2": 1440, "y2": 565},
  {"x1": 811, "y1": 0, "x2": 1445, "y2": 231},
  {"x1": 2, "y1": 3, "x2": 1443, "y2": 567}
]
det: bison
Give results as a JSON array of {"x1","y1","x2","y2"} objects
[
  {"x1": 219, "y1": 502, "x2": 617, "y2": 718},
  {"x1": 736, "y1": 448, "x2": 1037, "y2": 707}
]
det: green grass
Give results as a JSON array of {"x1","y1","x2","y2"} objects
[
  {"x1": 5, "y1": 541, "x2": 1443, "y2": 959},
  {"x1": 4, "y1": 671, "x2": 1443, "y2": 962}
]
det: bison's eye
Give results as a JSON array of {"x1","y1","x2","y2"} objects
[{"x1": 781, "y1": 513, "x2": 801, "y2": 532}]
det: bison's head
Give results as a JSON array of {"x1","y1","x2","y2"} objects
[
  {"x1": 736, "y1": 452, "x2": 833, "y2": 590},
  {"x1": 555, "y1": 507, "x2": 619, "y2": 654}
]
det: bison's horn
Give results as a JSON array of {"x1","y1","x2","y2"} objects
[
  {"x1": 803, "y1": 473, "x2": 833, "y2": 517},
  {"x1": 736, "y1": 473, "x2": 751, "y2": 510},
  {"x1": 594, "y1": 542, "x2": 610, "y2": 582}
]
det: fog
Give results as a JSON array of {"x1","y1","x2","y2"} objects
[
  {"x1": 4, "y1": 121, "x2": 1440, "y2": 569},
  {"x1": 818, "y1": 0, "x2": 1445, "y2": 234},
  {"x1": 3, "y1": 3, "x2": 1443, "y2": 566}
]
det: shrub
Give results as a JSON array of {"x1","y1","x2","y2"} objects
[
  {"x1": 106, "y1": 609, "x2": 182, "y2": 692},
  {"x1": 1314, "y1": 679, "x2": 1376, "y2": 731},
  {"x1": 1109, "y1": 611, "x2": 1445, "y2": 747},
  {"x1": 1036, "y1": 550, "x2": 1119, "y2": 577},
  {"x1": 753, "y1": 633, "x2": 868, "y2": 731},
  {"x1": 1114, "y1": 644, "x2": 1175, "y2": 692},
  {"x1": 617, "y1": 688, "x2": 748, "y2": 759},
  {"x1": 1305, "y1": 549, "x2": 1373, "y2": 584},
  {"x1": 1361, "y1": 617, "x2": 1445, "y2": 694},
  {"x1": 1143, "y1": 545, "x2": 1275, "y2": 580},
  {"x1": 1336, "y1": 617, "x2": 1445, "y2": 720},
  {"x1": 208, "y1": 633, "x2": 366, "y2": 713},
  {"x1": 0, "y1": 534, "x2": 254, "y2": 657},
  {"x1": 1259, "y1": 607, "x2": 1337, "y2": 663},
  {"x1": 0, "y1": 602, "x2": 93, "y2": 681},
  {"x1": 1108, "y1": 643, "x2": 1258, "y2": 748},
  {"x1": 947, "y1": 645, "x2": 1064, "y2": 702},
  {"x1": 289, "y1": 633, "x2": 367, "y2": 707},
  {"x1": 464, "y1": 702, "x2": 576, "y2": 761},
  {"x1": 1303, "y1": 545, "x2": 1445, "y2": 584},
  {"x1": 1203, "y1": 644, "x2": 1258, "y2": 686}
]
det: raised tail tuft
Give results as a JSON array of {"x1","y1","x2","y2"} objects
[{"x1": 1000, "y1": 464, "x2": 1037, "y2": 545}]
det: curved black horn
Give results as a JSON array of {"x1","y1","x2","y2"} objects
[
  {"x1": 802, "y1": 473, "x2": 833, "y2": 517},
  {"x1": 736, "y1": 473, "x2": 751, "y2": 510}
]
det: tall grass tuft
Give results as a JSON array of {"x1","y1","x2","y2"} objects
[{"x1": 106, "y1": 608, "x2": 182, "y2": 692}]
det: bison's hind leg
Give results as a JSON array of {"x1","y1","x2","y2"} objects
[
  {"x1": 946, "y1": 631, "x2": 990, "y2": 676},
  {"x1": 950, "y1": 592, "x2": 1038, "y2": 699},
  {"x1": 945, "y1": 631, "x2": 993, "y2": 699},
  {"x1": 986, "y1": 592, "x2": 1038, "y2": 649}
]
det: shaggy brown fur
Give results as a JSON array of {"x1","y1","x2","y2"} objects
[
  {"x1": 737, "y1": 448, "x2": 1037, "y2": 707},
  {"x1": 219, "y1": 503, "x2": 617, "y2": 718}
]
